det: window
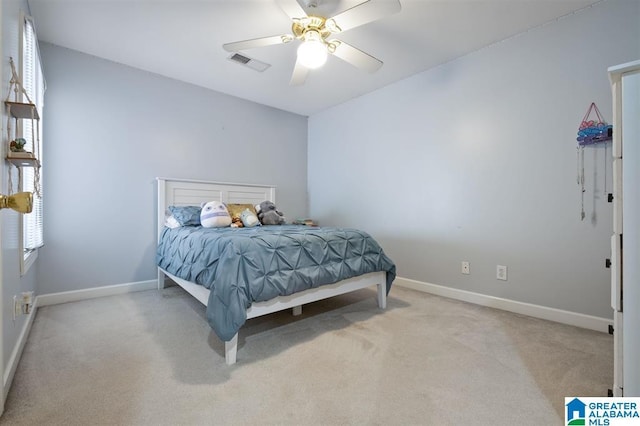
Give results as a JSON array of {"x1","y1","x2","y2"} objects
[{"x1": 19, "y1": 14, "x2": 45, "y2": 274}]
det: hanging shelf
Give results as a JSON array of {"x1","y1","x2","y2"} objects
[
  {"x1": 4, "y1": 100, "x2": 40, "y2": 168},
  {"x1": 6, "y1": 155, "x2": 40, "y2": 168},
  {"x1": 4, "y1": 101, "x2": 39, "y2": 120},
  {"x1": 4, "y1": 57, "x2": 41, "y2": 172},
  {"x1": 5, "y1": 151, "x2": 40, "y2": 168}
]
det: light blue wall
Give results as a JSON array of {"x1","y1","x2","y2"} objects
[
  {"x1": 308, "y1": 0, "x2": 640, "y2": 319},
  {"x1": 1, "y1": 0, "x2": 37, "y2": 378},
  {"x1": 36, "y1": 43, "x2": 308, "y2": 294}
]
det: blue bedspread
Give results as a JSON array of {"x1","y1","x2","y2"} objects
[{"x1": 156, "y1": 225, "x2": 396, "y2": 341}]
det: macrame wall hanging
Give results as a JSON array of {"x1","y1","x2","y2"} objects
[
  {"x1": 4, "y1": 57, "x2": 41, "y2": 198},
  {"x1": 576, "y1": 102, "x2": 612, "y2": 221}
]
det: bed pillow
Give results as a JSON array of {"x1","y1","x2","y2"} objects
[
  {"x1": 164, "y1": 215, "x2": 181, "y2": 229},
  {"x1": 226, "y1": 203, "x2": 258, "y2": 225},
  {"x1": 168, "y1": 205, "x2": 202, "y2": 226}
]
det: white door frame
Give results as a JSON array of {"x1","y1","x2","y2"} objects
[{"x1": 0, "y1": 0, "x2": 6, "y2": 416}]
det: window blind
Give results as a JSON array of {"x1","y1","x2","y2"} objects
[{"x1": 21, "y1": 16, "x2": 44, "y2": 251}]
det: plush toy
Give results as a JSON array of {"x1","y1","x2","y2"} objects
[
  {"x1": 240, "y1": 208, "x2": 260, "y2": 227},
  {"x1": 227, "y1": 204, "x2": 257, "y2": 228},
  {"x1": 200, "y1": 201, "x2": 231, "y2": 228},
  {"x1": 9, "y1": 138, "x2": 26, "y2": 152},
  {"x1": 255, "y1": 201, "x2": 286, "y2": 225}
]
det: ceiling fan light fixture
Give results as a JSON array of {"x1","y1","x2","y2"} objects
[
  {"x1": 297, "y1": 31, "x2": 327, "y2": 69},
  {"x1": 223, "y1": 0, "x2": 401, "y2": 85}
]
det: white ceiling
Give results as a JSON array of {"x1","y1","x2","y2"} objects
[{"x1": 28, "y1": 0, "x2": 599, "y2": 116}]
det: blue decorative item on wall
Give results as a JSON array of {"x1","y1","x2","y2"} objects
[{"x1": 577, "y1": 102, "x2": 612, "y2": 145}]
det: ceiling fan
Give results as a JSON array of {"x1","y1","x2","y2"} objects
[{"x1": 223, "y1": 0, "x2": 401, "y2": 85}]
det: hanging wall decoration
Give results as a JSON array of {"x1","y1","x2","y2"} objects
[
  {"x1": 4, "y1": 57, "x2": 41, "y2": 199},
  {"x1": 577, "y1": 102, "x2": 612, "y2": 146},
  {"x1": 576, "y1": 102, "x2": 612, "y2": 221}
]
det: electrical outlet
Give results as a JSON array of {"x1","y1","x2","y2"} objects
[
  {"x1": 20, "y1": 291, "x2": 34, "y2": 314},
  {"x1": 497, "y1": 265, "x2": 508, "y2": 281},
  {"x1": 461, "y1": 261, "x2": 470, "y2": 275},
  {"x1": 21, "y1": 291, "x2": 33, "y2": 305}
]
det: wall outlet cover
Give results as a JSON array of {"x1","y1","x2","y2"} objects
[{"x1": 497, "y1": 265, "x2": 507, "y2": 281}]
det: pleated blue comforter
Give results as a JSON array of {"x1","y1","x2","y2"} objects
[{"x1": 156, "y1": 225, "x2": 396, "y2": 341}]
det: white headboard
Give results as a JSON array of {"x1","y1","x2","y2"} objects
[{"x1": 156, "y1": 177, "x2": 276, "y2": 240}]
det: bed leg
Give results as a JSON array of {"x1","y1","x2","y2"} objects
[
  {"x1": 292, "y1": 305, "x2": 302, "y2": 316},
  {"x1": 225, "y1": 334, "x2": 238, "y2": 365},
  {"x1": 377, "y1": 283, "x2": 387, "y2": 309},
  {"x1": 157, "y1": 268, "x2": 165, "y2": 290}
]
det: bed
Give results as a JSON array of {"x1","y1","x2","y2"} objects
[{"x1": 156, "y1": 177, "x2": 396, "y2": 365}]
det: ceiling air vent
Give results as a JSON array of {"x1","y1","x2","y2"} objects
[{"x1": 227, "y1": 53, "x2": 270, "y2": 72}]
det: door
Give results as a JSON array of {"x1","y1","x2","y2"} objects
[
  {"x1": 609, "y1": 60, "x2": 640, "y2": 398},
  {"x1": 621, "y1": 66, "x2": 640, "y2": 396}
]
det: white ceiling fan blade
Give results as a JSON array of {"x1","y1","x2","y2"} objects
[
  {"x1": 330, "y1": 40, "x2": 383, "y2": 73},
  {"x1": 276, "y1": 0, "x2": 308, "y2": 20},
  {"x1": 290, "y1": 58, "x2": 310, "y2": 86},
  {"x1": 223, "y1": 35, "x2": 293, "y2": 52},
  {"x1": 327, "y1": 0, "x2": 401, "y2": 33}
]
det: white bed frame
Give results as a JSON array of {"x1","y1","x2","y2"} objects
[{"x1": 156, "y1": 177, "x2": 387, "y2": 365}]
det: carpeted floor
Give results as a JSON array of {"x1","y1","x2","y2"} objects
[{"x1": 0, "y1": 285, "x2": 612, "y2": 425}]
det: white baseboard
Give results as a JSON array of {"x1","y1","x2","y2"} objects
[
  {"x1": 3, "y1": 298, "x2": 38, "y2": 403},
  {"x1": 36, "y1": 280, "x2": 157, "y2": 307},
  {"x1": 394, "y1": 277, "x2": 613, "y2": 333}
]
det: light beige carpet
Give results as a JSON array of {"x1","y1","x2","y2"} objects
[{"x1": 0, "y1": 285, "x2": 612, "y2": 425}]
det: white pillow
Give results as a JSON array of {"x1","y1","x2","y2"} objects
[{"x1": 164, "y1": 215, "x2": 181, "y2": 229}]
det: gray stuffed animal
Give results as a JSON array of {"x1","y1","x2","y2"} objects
[{"x1": 256, "y1": 201, "x2": 286, "y2": 225}]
